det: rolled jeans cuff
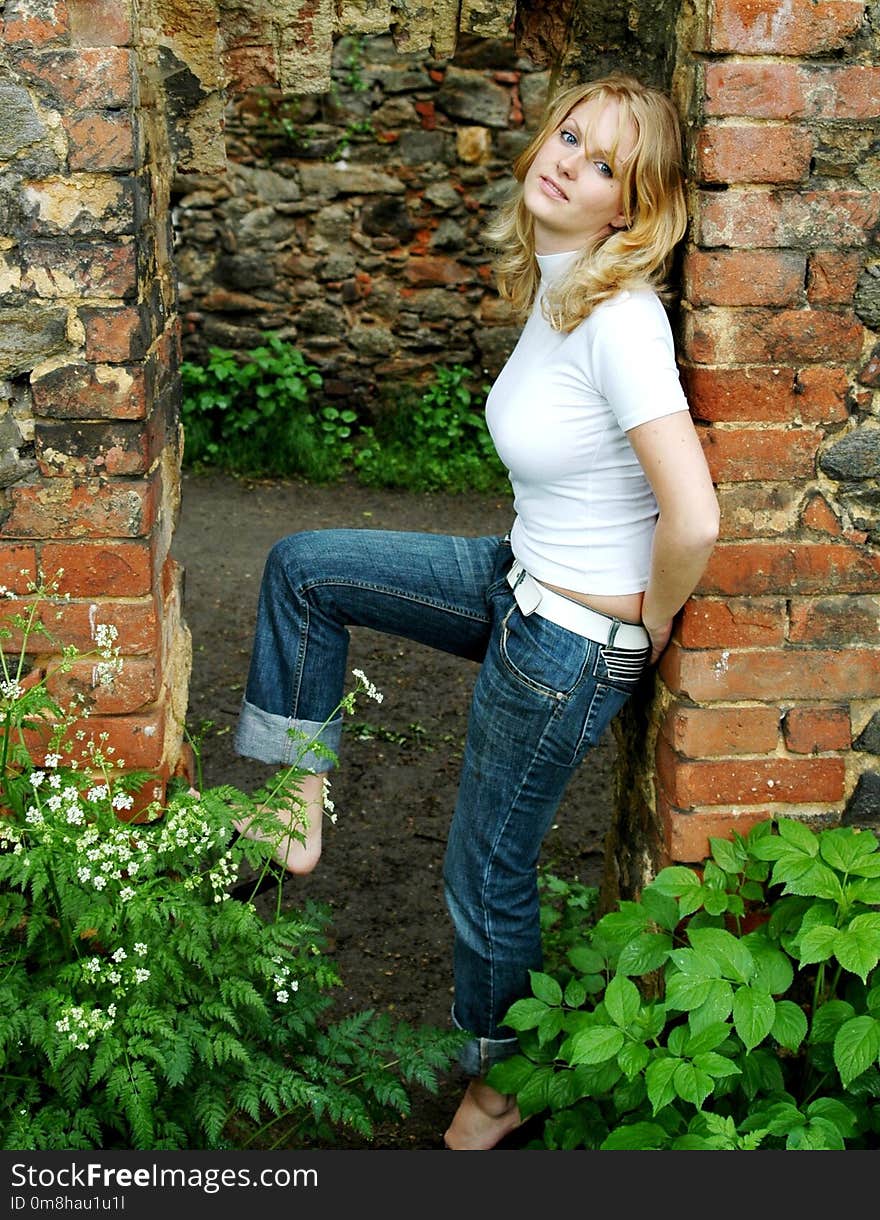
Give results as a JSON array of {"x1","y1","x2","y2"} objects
[
  {"x1": 234, "y1": 698, "x2": 341, "y2": 772},
  {"x1": 451, "y1": 1005, "x2": 519, "y2": 1077}
]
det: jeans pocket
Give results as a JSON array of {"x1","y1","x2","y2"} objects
[
  {"x1": 499, "y1": 603, "x2": 590, "y2": 699},
  {"x1": 594, "y1": 642, "x2": 651, "y2": 692}
]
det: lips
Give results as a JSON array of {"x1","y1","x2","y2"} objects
[{"x1": 539, "y1": 175, "x2": 568, "y2": 201}]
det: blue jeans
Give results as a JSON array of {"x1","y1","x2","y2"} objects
[{"x1": 235, "y1": 529, "x2": 649, "y2": 1076}]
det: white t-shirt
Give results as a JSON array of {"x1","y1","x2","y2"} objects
[{"x1": 485, "y1": 250, "x2": 690, "y2": 596}]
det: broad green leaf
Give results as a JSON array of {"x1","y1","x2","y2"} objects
[
  {"x1": 567, "y1": 1024, "x2": 626, "y2": 1066},
  {"x1": 847, "y1": 878, "x2": 880, "y2": 904},
  {"x1": 749, "y1": 836, "x2": 791, "y2": 862},
  {"x1": 688, "y1": 926, "x2": 755, "y2": 983},
  {"x1": 605, "y1": 975, "x2": 642, "y2": 1028},
  {"x1": 530, "y1": 971, "x2": 563, "y2": 1007},
  {"x1": 760, "y1": 1101, "x2": 806, "y2": 1136},
  {"x1": 547, "y1": 1069, "x2": 580, "y2": 1111},
  {"x1": 702, "y1": 860, "x2": 728, "y2": 889},
  {"x1": 820, "y1": 827, "x2": 880, "y2": 873},
  {"x1": 504, "y1": 997, "x2": 548, "y2": 1031},
  {"x1": 743, "y1": 935, "x2": 794, "y2": 994},
  {"x1": 617, "y1": 1041, "x2": 650, "y2": 1080},
  {"x1": 868, "y1": 986, "x2": 880, "y2": 1015},
  {"x1": 685, "y1": 1021, "x2": 731, "y2": 1056},
  {"x1": 732, "y1": 984, "x2": 776, "y2": 1050},
  {"x1": 688, "y1": 979, "x2": 735, "y2": 1028},
  {"x1": 485, "y1": 1054, "x2": 535, "y2": 1095},
  {"x1": 517, "y1": 1064, "x2": 555, "y2": 1118},
  {"x1": 777, "y1": 818, "x2": 820, "y2": 855},
  {"x1": 834, "y1": 915, "x2": 880, "y2": 982},
  {"x1": 668, "y1": 947, "x2": 720, "y2": 977},
  {"x1": 692, "y1": 1051, "x2": 741, "y2": 1080},
  {"x1": 710, "y1": 835, "x2": 746, "y2": 874},
  {"x1": 645, "y1": 1056, "x2": 678, "y2": 1114},
  {"x1": 568, "y1": 945, "x2": 605, "y2": 975},
  {"x1": 639, "y1": 886, "x2": 680, "y2": 931},
  {"x1": 601, "y1": 1122, "x2": 669, "y2": 1150},
  {"x1": 617, "y1": 932, "x2": 672, "y2": 976},
  {"x1": 651, "y1": 865, "x2": 703, "y2": 898},
  {"x1": 798, "y1": 924, "x2": 840, "y2": 967},
  {"x1": 833, "y1": 1015, "x2": 880, "y2": 1088},
  {"x1": 788, "y1": 1117, "x2": 845, "y2": 1151},
  {"x1": 665, "y1": 971, "x2": 714, "y2": 1013},
  {"x1": 771, "y1": 1000, "x2": 808, "y2": 1052},
  {"x1": 673, "y1": 1061, "x2": 713, "y2": 1109},
  {"x1": 810, "y1": 999, "x2": 856, "y2": 1044},
  {"x1": 807, "y1": 1097, "x2": 859, "y2": 1139},
  {"x1": 563, "y1": 977, "x2": 588, "y2": 1009},
  {"x1": 776, "y1": 857, "x2": 843, "y2": 901},
  {"x1": 703, "y1": 888, "x2": 730, "y2": 917},
  {"x1": 537, "y1": 1007, "x2": 566, "y2": 1046},
  {"x1": 847, "y1": 853, "x2": 880, "y2": 879}
]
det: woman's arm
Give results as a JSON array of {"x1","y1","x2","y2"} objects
[{"x1": 626, "y1": 412, "x2": 720, "y2": 663}]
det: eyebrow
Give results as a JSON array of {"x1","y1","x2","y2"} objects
[{"x1": 560, "y1": 114, "x2": 614, "y2": 161}]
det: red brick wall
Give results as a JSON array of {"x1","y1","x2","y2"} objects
[
  {"x1": 0, "y1": 0, "x2": 189, "y2": 798},
  {"x1": 655, "y1": 0, "x2": 880, "y2": 864}
]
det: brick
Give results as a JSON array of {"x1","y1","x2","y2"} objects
[
  {"x1": 403, "y1": 258, "x2": 469, "y2": 286},
  {"x1": 222, "y1": 46, "x2": 280, "y2": 93},
  {"x1": 859, "y1": 347, "x2": 880, "y2": 387},
  {"x1": 783, "y1": 706, "x2": 851, "y2": 754},
  {"x1": 662, "y1": 703, "x2": 780, "y2": 756},
  {"x1": 800, "y1": 493, "x2": 843, "y2": 536},
  {"x1": 35, "y1": 412, "x2": 163, "y2": 478},
  {"x1": 21, "y1": 241, "x2": 137, "y2": 300},
  {"x1": 68, "y1": 0, "x2": 132, "y2": 46},
  {"x1": 81, "y1": 306, "x2": 150, "y2": 362},
  {"x1": 56, "y1": 709, "x2": 166, "y2": 771},
  {"x1": 3, "y1": 476, "x2": 157, "y2": 539},
  {"x1": 23, "y1": 176, "x2": 136, "y2": 239},
  {"x1": 696, "y1": 124, "x2": 812, "y2": 184},
  {"x1": 788, "y1": 596, "x2": 880, "y2": 645},
  {"x1": 704, "y1": 63, "x2": 880, "y2": 121},
  {"x1": 660, "y1": 641, "x2": 880, "y2": 702},
  {"x1": 707, "y1": 0, "x2": 864, "y2": 55},
  {"x1": 697, "y1": 189, "x2": 880, "y2": 249},
  {"x1": 807, "y1": 251, "x2": 862, "y2": 305},
  {"x1": 0, "y1": 596, "x2": 160, "y2": 656},
  {"x1": 39, "y1": 541, "x2": 152, "y2": 596},
  {"x1": 1, "y1": 0, "x2": 70, "y2": 45},
  {"x1": 678, "y1": 597, "x2": 786, "y2": 647},
  {"x1": 657, "y1": 734, "x2": 846, "y2": 807},
  {"x1": 660, "y1": 798, "x2": 775, "y2": 863},
  {"x1": 66, "y1": 112, "x2": 136, "y2": 172},
  {"x1": 701, "y1": 427, "x2": 821, "y2": 482},
  {"x1": 717, "y1": 484, "x2": 805, "y2": 539},
  {"x1": 0, "y1": 545, "x2": 38, "y2": 593},
  {"x1": 17, "y1": 47, "x2": 135, "y2": 109},
  {"x1": 683, "y1": 307, "x2": 864, "y2": 366},
  {"x1": 30, "y1": 363, "x2": 149, "y2": 420},
  {"x1": 683, "y1": 365, "x2": 846, "y2": 424},
  {"x1": 700, "y1": 540, "x2": 880, "y2": 597},
  {"x1": 684, "y1": 250, "x2": 805, "y2": 308},
  {"x1": 47, "y1": 656, "x2": 159, "y2": 715}
]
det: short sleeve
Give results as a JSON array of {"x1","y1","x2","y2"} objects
[{"x1": 587, "y1": 291, "x2": 690, "y2": 433}]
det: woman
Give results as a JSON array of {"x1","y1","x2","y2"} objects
[{"x1": 233, "y1": 74, "x2": 719, "y2": 1150}]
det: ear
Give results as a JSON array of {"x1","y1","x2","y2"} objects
[{"x1": 609, "y1": 211, "x2": 628, "y2": 230}]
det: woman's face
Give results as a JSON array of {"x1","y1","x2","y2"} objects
[{"x1": 522, "y1": 96, "x2": 637, "y2": 255}]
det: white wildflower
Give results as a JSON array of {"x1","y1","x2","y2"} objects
[
  {"x1": 29, "y1": 772, "x2": 45, "y2": 788},
  {"x1": 86, "y1": 785, "x2": 109, "y2": 802},
  {"x1": 111, "y1": 792, "x2": 134, "y2": 811},
  {"x1": 111, "y1": 948, "x2": 126, "y2": 963},
  {"x1": 351, "y1": 668, "x2": 384, "y2": 703},
  {"x1": 134, "y1": 968, "x2": 150, "y2": 984},
  {"x1": 276, "y1": 990, "x2": 289, "y2": 1003},
  {"x1": 1, "y1": 679, "x2": 24, "y2": 700},
  {"x1": 133, "y1": 942, "x2": 147, "y2": 957},
  {"x1": 119, "y1": 886, "x2": 135, "y2": 901},
  {"x1": 44, "y1": 753, "x2": 61, "y2": 769}
]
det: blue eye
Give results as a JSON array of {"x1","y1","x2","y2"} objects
[
  {"x1": 560, "y1": 128, "x2": 578, "y2": 146},
  {"x1": 595, "y1": 161, "x2": 613, "y2": 178}
]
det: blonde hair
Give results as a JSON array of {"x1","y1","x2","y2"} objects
[{"x1": 485, "y1": 74, "x2": 688, "y2": 332}]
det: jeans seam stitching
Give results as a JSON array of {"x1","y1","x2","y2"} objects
[{"x1": 301, "y1": 577, "x2": 492, "y2": 624}]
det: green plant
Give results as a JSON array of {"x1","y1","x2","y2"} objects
[
  {"x1": 0, "y1": 576, "x2": 463, "y2": 1149},
  {"x1": 490, "y1": 818, "x2": 880, "y2": 1150},
  {"x1": 354, "y1": 364, "x2": 509, "y2": 494},
  {"x1": 180, "y1": 336, "x2": 341, "y2": 480}
]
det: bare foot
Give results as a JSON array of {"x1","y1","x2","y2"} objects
[
  {"x1": 443, "y1": 1079, "x2": 523, "y2": 1150},
  {"x1": 234, "y1": 773, "x2": 324, "y2": 875}
]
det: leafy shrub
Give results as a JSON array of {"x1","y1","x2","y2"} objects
[
  {"x1": 180, "y1": 339, "x2": 508, "y2": 495},
  {"x1": 180, "y1": 336, "x2": 342, "y2": 481},
  {"x1": 492, "y1": 818, "x2": 880, "y2": 1150},
  {"x1": 353, "y1": 364, "x2": 508, "y2": 495},
  {"x1": 0, "y1": 575, "x2": 463, "y2": 1149}
]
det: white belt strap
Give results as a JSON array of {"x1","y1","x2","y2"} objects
[{"x1": 506, "y1": 560, "x2": 650, "y2": 651}]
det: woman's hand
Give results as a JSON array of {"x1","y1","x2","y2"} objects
[{"x1": 643, "y1": 616, "x2": 673, "y2": 665}]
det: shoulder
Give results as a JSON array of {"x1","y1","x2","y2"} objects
[{"x1": 586, "y1": 288, "x2": 674, "y2": 342}]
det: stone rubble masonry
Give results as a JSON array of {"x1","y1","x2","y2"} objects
[
  {"x1": 651, "y1": 0, "x2": 880, "y2": 870},
  {"x1": 1, "y1": 0, "x2": 878, "y2": 892}
]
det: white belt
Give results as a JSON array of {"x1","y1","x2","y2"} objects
[{"x1": 506, "y1": 560, "x2": 650, "y2": 651}]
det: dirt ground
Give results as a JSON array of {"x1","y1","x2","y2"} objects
[{"x1": 172, "y1": 470, "x2": 619, "y2": 1149}]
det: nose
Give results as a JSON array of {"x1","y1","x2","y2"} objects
[{"x1": 556, "y1": 148, "x2": 579, "y2": 178}]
